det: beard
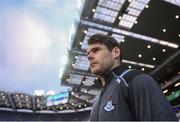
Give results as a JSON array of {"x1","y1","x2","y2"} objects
[{"x1": 90, "y1": 64, "x2": 110, "y2": 77}]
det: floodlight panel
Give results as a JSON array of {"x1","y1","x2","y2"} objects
[
  {"x1": 69, "y1": 74, "x2": 84, "y2": 85},
  {"x1": 98, "y1": 0, "x2": 123, "y2": 11},
  {"x1": 129, "y1": 0, "x2": 146, "y2": 10},
  {"x1": 93, "y1": 6, "x2": 118, "y2": 23},
  {"x1": 83, "y1": 76, "x2": 96, "y2": 86},
  {"x1": 81, "y1": 28, "x2": 108, "y2": 50},
  {"x1": 112, "y1": 33, "x2": 125, "y2": 43},
  {"x1": 127, "y1": 7, "x2": 141, "y2": 16},
  {"x1": 74, "y1": 55, "x2": 90, "y2": 71}
]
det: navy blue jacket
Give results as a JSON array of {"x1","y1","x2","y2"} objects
[{"x1": 90, "y1": 66, "x2": 178, "y2": 121}]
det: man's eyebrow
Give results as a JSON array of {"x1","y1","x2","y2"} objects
[
  {"x1": 86, "y1": 48, "x2": 94, "y2": 56},
  {"x1": 87, "y1": 46, "x2": 101, "y2": 56}
]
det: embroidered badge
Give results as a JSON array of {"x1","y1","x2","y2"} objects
[{"x1": 104, "y1": 100, "x2": 115, "y2": 112}]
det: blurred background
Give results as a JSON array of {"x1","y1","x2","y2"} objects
[{"x1": 0, "y1": 0, "x2": 179, "y2": 121}]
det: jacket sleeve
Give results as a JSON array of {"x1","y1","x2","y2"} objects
[{"x1": 128, "y1": 73, "x2": 178, "y2": 121}]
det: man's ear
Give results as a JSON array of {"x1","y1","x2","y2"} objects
[{"x1": 112, "y1": 47, "x2": 120, "y2": 59}]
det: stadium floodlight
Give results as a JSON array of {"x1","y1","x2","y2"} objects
[
  {"x1": 33, "y1": 90, "x2": 45, "y2": 96},
  {"x1": 46, "y1": 90, "x2": 55, "y2": 96}
]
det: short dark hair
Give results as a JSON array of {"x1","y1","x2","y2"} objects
[{"x1": 87, "y1": 34, "x2": 122, "y2": 62}]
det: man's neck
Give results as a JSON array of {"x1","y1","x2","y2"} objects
[
  {"x1": 99, "y1": 77, "x2": 105, "y2": 86},
  {"x1": 98, "y1": 64, "x2": 121, "y2": 86}
]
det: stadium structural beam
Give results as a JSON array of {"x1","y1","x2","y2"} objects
[
  {"x1": 66, "y1": 103, "x2": 77, "y2": 111},
  {"x1": 32, "y1": 96, "x2": 36, "y2": 112},
  {"x1": 70, "y1": 95, "x2": 91, "y2": 105},
  {"x1": 7, "y1": 93, "x2": 16, "y2": 110},
  {"x1": 79, "y1": 18, "x2": 179, "y2": 49},
  {"x1": 73, "y1": 90, "x2": 95, "y2": 98},
  {"x1": 150, "y1": 49, "x2": 180, "y2": 75}
]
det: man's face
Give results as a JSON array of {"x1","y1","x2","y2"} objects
[{"x1": 87, "y1": 43, "x2": 115, "y2": 76}]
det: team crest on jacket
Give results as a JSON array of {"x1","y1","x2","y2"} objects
[{"x1": 104, "y1": 99, "x2": 115, "y2": 112}]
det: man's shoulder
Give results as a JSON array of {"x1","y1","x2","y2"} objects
[
  {"x1": 129, "y1": 73, "x2": 161, "y2": 90},
  {"x1": 122, "y1": 69, "x2": 143, "y2": 83}
]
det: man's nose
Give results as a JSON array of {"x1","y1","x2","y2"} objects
[{"x1": 87, "y1": 52, "x2": 93, "y2": 61}]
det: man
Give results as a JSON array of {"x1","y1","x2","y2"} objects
[{"x1": 86, "y1": 34, "x2": 178, "y2": 121}]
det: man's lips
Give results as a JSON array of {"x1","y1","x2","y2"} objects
[{"x1": 90, "y1": 62, "x2": 97, "y2": 67}]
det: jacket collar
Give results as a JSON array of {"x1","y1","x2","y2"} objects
[{"x1": 103, "y1": 65, "x2": 127, "y2": 87}]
